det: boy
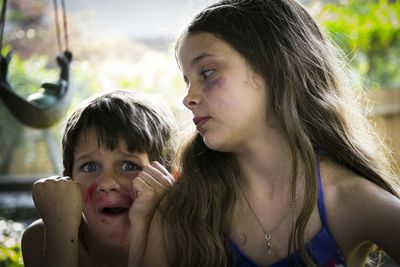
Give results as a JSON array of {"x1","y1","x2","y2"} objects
[{"x1": 21, "y1": 89, "x2": 177, "y2": 267}]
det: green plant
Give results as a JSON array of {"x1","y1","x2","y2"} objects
[
  {"x1": 0, "y1": 219, "x2": 24, "y2": 267},
  {"x1": 318, "y1": 0, "x2": 400, "y2": 89}
]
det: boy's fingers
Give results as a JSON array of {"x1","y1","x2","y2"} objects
[
  {"x1": 133, "y1": 176, "x2": 152, "y2": 191},
  {"x1": 150, "y1": 161, "x2": 171, "y2": 177},
  {"x1": 143, "y1": 163, "x2": 174, "y2": 185},
  {"x1": 136, "y1": 171, "x2": 167, "y2": 191},
  {"x1": 132, "y1": 177, "x2": 167, "y2": 201},
  {"x1": 58, "y1": 176, "x2": 73, "y2": 182}
]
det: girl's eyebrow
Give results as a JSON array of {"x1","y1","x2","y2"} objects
[{"x1": 190, "y1": 53, "x2": 215, "y2": 67}]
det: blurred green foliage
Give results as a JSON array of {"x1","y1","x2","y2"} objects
[
  {"x1": 7, "y1": 51, "x2": 59, "y2": 97},
  {"x1": 0, "y1": 219, "x2": 24, "y2": 267},
  {"x1": 319, "y1": 0, "x2": 400, "y2": 89}
]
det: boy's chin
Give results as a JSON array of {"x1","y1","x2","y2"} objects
[
  {"x1": 86, "y1": 215, "x2": 131, "y2": 247},
  {"x1": 95, "y1": 228, "x2": 131, "y2": 247}
]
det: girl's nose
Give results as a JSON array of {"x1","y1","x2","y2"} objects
[{"x1": 183, "y1": 84, "x2": 201, "y2": 110}]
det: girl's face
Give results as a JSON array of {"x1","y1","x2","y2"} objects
[
  {"x1": 178, "y1": 33, "x2": 271, "y2": 152},
  {"x1": 72, "y1": 128, "x2": 150, "y2": 247}
]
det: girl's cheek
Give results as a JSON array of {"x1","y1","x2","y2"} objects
[{"x1": 84, "y1": 181, "x2": 97, "y2": 204}]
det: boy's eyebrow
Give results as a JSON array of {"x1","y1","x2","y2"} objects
[
  {"x1": 74, "y1": 152, "x2": 93, "y2": 162},
  {"x1": 117, "y1": 150, "x2": 147, "y2": 158},
  {"x1": 190, "y1": 53, "x2": 215, "y2": 67}
]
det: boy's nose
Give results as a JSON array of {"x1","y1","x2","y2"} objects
[{"x1": 96, "y1": 172, "x2": 120, "y2": 193}]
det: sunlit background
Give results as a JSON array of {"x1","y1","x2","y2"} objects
[{"x1": 0, "y1": 0, "x2": 399, "y2": 265}]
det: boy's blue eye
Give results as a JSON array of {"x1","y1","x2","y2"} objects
[
  {"x1": 81, "y1": 162, "x2": 98, "y2": 173},
  {"x1": 201, "y1": 69, "x2": 214, "y2": 80},
  {"x1": 121, "y1": 161, "x2": 140, "y2": 172}
]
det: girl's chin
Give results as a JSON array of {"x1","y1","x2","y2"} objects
[{"x1": 203, "y1": 137, "x2": 230, "y2": 152}]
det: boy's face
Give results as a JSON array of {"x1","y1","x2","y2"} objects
[{"x1": 72, "y1": 128, "x2": 150, "y2": 247}]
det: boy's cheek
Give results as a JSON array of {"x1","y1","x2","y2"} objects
[{"x1": 84, "y1": 181, "x2": 97, "y2": 204}]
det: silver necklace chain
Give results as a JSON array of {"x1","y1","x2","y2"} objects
[{"x1": 237, "y1": 180, "x2": 296, "y2": 256}]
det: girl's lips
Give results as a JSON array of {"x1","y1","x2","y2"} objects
[{"x1": 193, "y1": 116, "x2": 210, "y2": 130}]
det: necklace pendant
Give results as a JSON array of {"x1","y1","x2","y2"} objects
[{"x1": 265, "y1": 234, "x2": 272, "y2": 255}]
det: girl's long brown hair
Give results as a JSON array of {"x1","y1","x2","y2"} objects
[{"x1": 161, "y1": 0, "x2": 400, "y2": 266}]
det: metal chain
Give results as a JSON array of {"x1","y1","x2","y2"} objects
[{"x1": 237, "y1": 179, "x2": 296, "y2": 256}]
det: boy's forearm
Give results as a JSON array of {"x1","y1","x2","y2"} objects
[
  {"x1": 44, "y1": 225, "x2": 79, "y2": 267},
  {"x1": 128, "y1": 219, "x2": 151, "y2": 267}
]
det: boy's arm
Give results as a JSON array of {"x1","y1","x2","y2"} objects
[
  {"x1": 139, "y1": 212, "x2": 170, "y2": 267},
  {"x1": 21, "y1": 219, "x2": 45, "y2": 267},
  {"x1": 21, "y1": 218, "x2": 80, "y2": 267},
  {"x1": 128, "y1": 161, "x2": 174, "y2": 267},
  {"x1": 22, "y1": 176, "x2": 83, "y2": 267},
  {"x1": 128, "y1": 215, "x2": 152, "y2": 267}
]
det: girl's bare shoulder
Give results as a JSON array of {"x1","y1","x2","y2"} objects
[
  {"x1": 319, "y1": 158, "x2": 398, "y2": 210},
  {"x1": 319, "y1": 158, "x2": 400, "y2": 262}
]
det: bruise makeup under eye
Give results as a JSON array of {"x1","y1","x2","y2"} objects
[{"x1": 205, "y1": 76, "x2": 226, "y2": 93}]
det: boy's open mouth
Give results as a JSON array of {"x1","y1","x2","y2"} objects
[{"x1": 100, "y1": 207, "x2": 129, "y2": 216}]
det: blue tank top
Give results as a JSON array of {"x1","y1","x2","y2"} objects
[{"x1": 229, "y1": 160, "x2": 346, "y2": 266}]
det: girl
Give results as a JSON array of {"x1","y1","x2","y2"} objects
[
  {"x1": 142, "y1": 0, "x2": 400, "y2": 266},
  {"x1": 22, "y1": 90, "x2": 177, "y2": 267}
]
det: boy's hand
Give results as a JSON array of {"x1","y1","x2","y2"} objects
[
  {"x1": 129, "y1": 161, "x2": 174, "y2": 223},
  {"x1": 32, "y1": 176, "x2": 83, "y2": 230}
]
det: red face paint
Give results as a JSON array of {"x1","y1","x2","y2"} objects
[{"x1": 84, "y1": 182, "x2": 97, "y2": 204}]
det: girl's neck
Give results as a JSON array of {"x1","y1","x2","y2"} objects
[{"x1": 234, "y1": 130, "x2": 297, "y2": 194}]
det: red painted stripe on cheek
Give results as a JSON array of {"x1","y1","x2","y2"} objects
[{"x1": 84, "y1": 182, "x2": 97, "y2": 204}]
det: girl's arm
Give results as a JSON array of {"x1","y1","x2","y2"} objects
[
  {"x1": 354, "y1": 179, "x2": 400, "y2": 263},
  {"x1": 323, "y1": 164, "x2": 400, "y2": 264},
  {"x1": 21, "y1": 177, "x2": 83, "y2": 267},
  {"x1": 128, "y1": 161, "x2": 174, "y2": 267}
]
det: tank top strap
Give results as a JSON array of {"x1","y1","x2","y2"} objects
[{"x1": 316, "y1": 158, "x2": 328, "y2": 227}]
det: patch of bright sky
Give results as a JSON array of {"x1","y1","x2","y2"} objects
[{"x1": 67, "y1": 0, "x2": 215, "y2": 39}]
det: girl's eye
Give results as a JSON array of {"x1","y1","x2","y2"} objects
[
  {"x1": 121, "y1": 161, "x2": 140, "y2": 172},
  {"x1": 200, "y1": 69, "x2": 214, "y2": 80},
  {"x1": 81, "y1": 162, "x2": 98, "y2": 173}
]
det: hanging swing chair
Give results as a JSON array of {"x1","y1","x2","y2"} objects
[{"x1": 0, "y1": 0, "x2": 73, "y2": 128}]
